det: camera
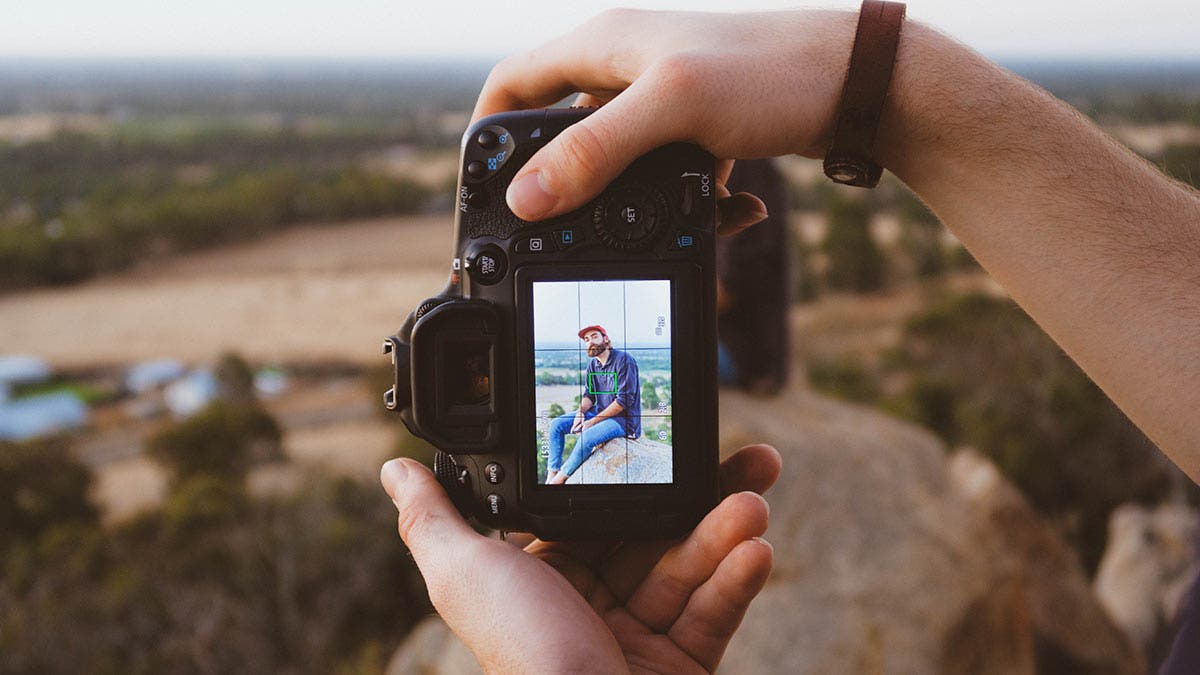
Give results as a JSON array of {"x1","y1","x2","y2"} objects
[{"x1": 382, "y1": 107, "x2": 719, "y2": 540}]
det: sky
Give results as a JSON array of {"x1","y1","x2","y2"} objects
[
  {"x1": 5, "y1": 1, "x2": 1200, "y2": 61},
  {"x1": 534, "y1": 280, "x2": 672, "y2": 350}
]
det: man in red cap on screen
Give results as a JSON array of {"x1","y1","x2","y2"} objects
[{"x1": 545, "y1": 324, "x2": 642, "y2": 484}]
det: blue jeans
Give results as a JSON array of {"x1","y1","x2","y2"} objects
[{"x1": 547, "y1": 410, "x2": 626, "y2": 477}]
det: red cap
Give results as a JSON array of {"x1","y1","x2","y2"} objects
[{"x1": 578, "y1": 325, "x2": 607, "y2": 340}]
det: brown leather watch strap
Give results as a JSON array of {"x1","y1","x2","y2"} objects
[{"x1": 823, "y1": 0, "x2": 906, "y2": 188}]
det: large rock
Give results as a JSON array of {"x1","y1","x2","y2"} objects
[
  {"x1": 1094, "y1": 500, "x2": 1199, "y2": 665},
  {"x1": 387, "y1": 384, "x2": 1144, "y2": 674},
  {"x1": 565, "y1": 436, "x2": 672, "y2": 484}
]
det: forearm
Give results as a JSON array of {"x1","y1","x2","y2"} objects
[
  {"x1": 592, "y1": 401, "x2": 625, "y2": 422},
  {"x1": 877, "y1": 22, "x2": 1200, "y2": 479}
]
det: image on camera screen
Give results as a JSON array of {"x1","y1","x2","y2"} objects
[{"x1": 533, "y1": 279, "x2": 672, "y2": 486}]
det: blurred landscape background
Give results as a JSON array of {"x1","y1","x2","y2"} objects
[{"x1": 2, "y1": 13, "x2": 1200, "y2": 674}]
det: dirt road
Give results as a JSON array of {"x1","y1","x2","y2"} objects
[{"x1": 0, "y1": 215, "x2": 452, "y2": 368}]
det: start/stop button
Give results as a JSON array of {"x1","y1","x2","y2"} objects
[{"x1": 464, "y1": 244, "x2": 507, "y2": 285}]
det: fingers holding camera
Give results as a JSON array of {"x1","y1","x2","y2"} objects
[
  {"x1": 623, "y1": 489, "x2": 770, "y2": 633},
  {"x1": 594, "y1": 443, "x2": 780, "y2": 602},
  {"x1": 380, "y1": 457, "x2": 506, "y2": 622},
  {"x1": 506, "y1": 69, "x2": 693, "y2": 221},
  {"x1": 381, "y1": 458, "x2": 480, "y2": 564},
  {"x1": 382, "y1": 457, "x2": 631, "y2": 671},
  {"x1": 667, "y1": 536, "x2": 773, "y2": 671},
  {"x1": 572, "y1": 92, "x2": 609, "y2": 108},
  {"x1": 717, "y1": 192, "x2": 769, "y2": 237},
  {"x1": 470, "y1": 9, "x2": 656, "y2": 124},
  {"x1": 712, "y1": 158, "x2": 768, "y2": 237},
  {"x1": 718, "y1": 443, "x2": 782, "y2": 495}
]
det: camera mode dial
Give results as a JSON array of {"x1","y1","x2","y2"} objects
[
  {"x1": 592, "y1": 185, "x2": 669, "y2": 251},
  {"x1": 434, "y1": 451, "x2": 474, "y2": 518}
]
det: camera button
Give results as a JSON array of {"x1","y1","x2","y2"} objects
[
  {"x1": 465, "y1": 245, "x2": 507, "y2": 285},
  {"x1": 477, "y1": 129, "x2": 499, "y2": 149},
  {"x1": 486, "y1": 493, "x2": 505, "y2": 516},
  {"x1": 466, "y1": 161, "x2": 487, "y2": 179},
  {"x1": 515, "y1": 236, "x2": 549, "y2": 254},
  {"x1": 484, "y1": 462, "x2": 504, "y2": 484},
  {"x1": 466, "y1": 191, "x2": 488, "y2": 209},
  {"x1": 668, "y1": 232, "x2": 698, "y2": 250}
]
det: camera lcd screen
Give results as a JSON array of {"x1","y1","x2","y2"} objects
[{"x1": 532, "y1": 279, "x2": 673, "y2": 486}]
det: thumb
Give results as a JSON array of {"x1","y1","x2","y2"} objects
[
  {"x1": 381, "y1": 457, "x2": 619, "y2": 671},
  {"x1": 505, "y1": 76, "x2": 684, "y2": 221},
  {"x1": 380, "y1": 457, "x2": 482, "y2": 574}
]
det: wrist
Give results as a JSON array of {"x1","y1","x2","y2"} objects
[
  {"x1": 872, "y1": 20, "x2": 1020, "y2": 191},
  {"x1": 782, "y1": 10, "x2": 860, "y2": 159},
  {"x1": 872, "y1": 18, "x2": 945, "y2": 183}
]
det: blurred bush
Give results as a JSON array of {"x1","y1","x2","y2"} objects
[
  {"x1": 214, "y1": 352, "x2": 256, "y2": 404},
  {"x1": 805, "y1": 356, "x2": 881, "y2": 406},
  {"x1": 0, "y1": 437, "x2": 98, "y2": 558},
  {"x1": 1, "y1": 407, "x2": 428, "y2": 672},
  {"x1": 809, "y1": 292, "x2": 1191, "y2": 572},
  {"x1": 1, "y1": 469, "x2": 427, "y2": 672},
  {"x1": 822, "y1": 194, "x2": 887, "y2": 293},
  {"x1": 0, "y1": 130, "x2": 432, "y2": 290},
  {"x1": 892, "y1": 293, "x2": 1187, "y2": 571},
  {"x1": 897, "y1": 191, "x2": 947, "y2": 279},
  {"x1": 149, "y1": 401, "x2": 283, "y2": 484},
  {"x1": 1161, "y1": 142, "x2": 1200, "y2": 188}
]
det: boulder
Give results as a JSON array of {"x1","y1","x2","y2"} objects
[
  {"x1": 565, "y1": 435, "x2": 672, "y2": 484},
  {"x1": 1094, "y1": 500, "x2": 1199, "y2": 665},
  {"x1": 387, "y1": 384, "x2": 1144, "y2": 674}
]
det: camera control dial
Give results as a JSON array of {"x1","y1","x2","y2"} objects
[{"x1": 591, "y1": 185, "x2": 669, "y2": 250}]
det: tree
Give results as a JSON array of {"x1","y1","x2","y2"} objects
[
  {"x1": 1162, "y1": 142, "x2": 1200, "y2": 189},
  {"x1": 642, "y1": 382, "x2": 661, "y2": 412},
  {"x1": 822, "y1": 194, "x2": 886, "y2": 292},
  {"x1": 0, "y1": 437, "x2": 97, "y2": 556},
  {"x1": 215, "y1": 352, "x2": 256, "y2": 403},
  {"x1": 897, "y1": 190, "x2": 946, "y2": 278},
  {"x1": 149, "y1": 401, "x2": 282, "y2": 484}
]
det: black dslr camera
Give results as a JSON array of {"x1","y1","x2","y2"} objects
[{"x1": 383, "y1": 107, "x2": 719, "y2": 540}]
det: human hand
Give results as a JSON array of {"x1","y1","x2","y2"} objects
[
  {"x1": 579, "y1": 417, "x2": 598, "y2": 431},
  {"x1": 571, "y1": 411, "x2": 586, "y2": 434},
  {"x1": 470, "y1": 8, "x2": 861, "y2": 226},
  {"x1": 380, "y1": 443, "x2": 781, "y2": 673}
]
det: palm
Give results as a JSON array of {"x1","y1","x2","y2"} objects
[
  {"x1": 513, "y1": 444, "x2": 780, "y2": 672},
  {"x1": 517, "y1": 544, "x2": 703, "y2": 671},
  {"x1": 383, "y1": 444, "x2": 779, "y2": 674}
]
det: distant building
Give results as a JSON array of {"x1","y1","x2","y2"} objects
[
  {"x1": 253, "y1": 367, "x2": 289, "y2": 398},
  {"x1": 0, "y1": 355, "x2": 51, "y2": 388},
  {"x1": 0, "y1": 391, "x2": 88, "y2": 441},
  {"x1": 164, "y1": 369, "x2": 218, "y2": 418},
  {"x1": 125, "y1": 359, "x2": 186, "y2": 394}
]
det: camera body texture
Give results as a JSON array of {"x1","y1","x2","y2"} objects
[{"x1": 383, "y1": 107, "x2": 719, "y2": 540}]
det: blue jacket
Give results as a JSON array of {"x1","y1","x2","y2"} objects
[{"x1": 582, "y1": 348, "x2": 641, "y2": 438}]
